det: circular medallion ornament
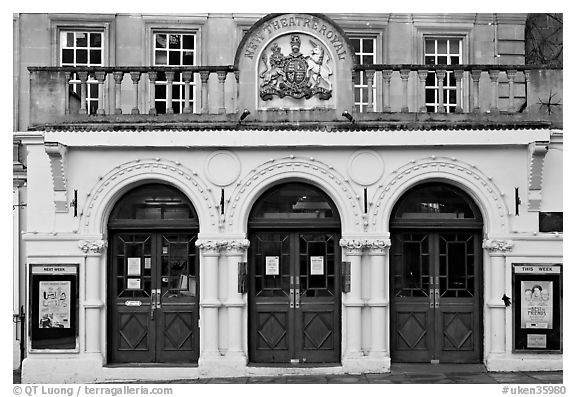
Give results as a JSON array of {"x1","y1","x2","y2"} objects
[
  {"x1": 347, "y1": 150, "x2": 384, "y2": 186},
  {"x1": 205, "y1": 151, "x2": 241, "y2": 187}
]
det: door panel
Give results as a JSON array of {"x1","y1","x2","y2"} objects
[
  {"x1": 249, "y1": 230, "x2": 340, "y2": 364},
  {"x1": 391, "y1": 230, "x2": 481, "y2": 363},
  {"x1": 109, "y1": 231, "x2": 199, "y2": 364}
]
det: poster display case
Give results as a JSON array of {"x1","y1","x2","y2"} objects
[
  {"x1": 29, "y1": 264, "x2": 78, "y2": 350},
  {"x1": 513, "y1": 263, "x2": 562, "y2": 352}
]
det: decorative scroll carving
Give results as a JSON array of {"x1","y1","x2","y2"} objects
[
  {"x1": 45, "y1": 142, "x2": 68, "y2": 213},
  {"x1": 528, "y1": 141, "x2": 548, "y2": 211},
  {"x1": 78, "y1": 240, "x2": 108, "y2": 254},
  {"x1": 220, "y1": 239, "x2": 251, "y2": 251},
  {"x1": 482, "y1": 239, "x2": 514, "y2": 253},
  {"x1": 339, "y1": 238, "x2": 391, "y2": 251}
]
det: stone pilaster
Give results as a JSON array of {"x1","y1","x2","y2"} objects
[
  {"x1": 339, "y1": 239, "x2": 364, "y2": 360},
  {"x1": 78, "y1": 240, "x2": 107, "y2": 355}
]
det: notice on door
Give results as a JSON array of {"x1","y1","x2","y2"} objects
[
  {"x1": 127, "y1": 258, "x2": 141, "y2": 276},
  {"x1": 38, "y1": 281, "x2": 71, "y2": 329},
  {"x1": 265, "y1": 256, "x2": 280, "y2": 276},
  {"x1": 521, "y1": 280, "x2": 553, "y2": 329},
  {"x1": 310, "y1": 256, "x2": 324, "y2": 275}
]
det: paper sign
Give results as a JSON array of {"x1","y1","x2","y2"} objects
[
  {"x1": 521, "y1": 280, "x2": 553, "y2": 329},
  {"x1": 266, "y1": 256, "x2": 280, "y2": 276},
  {"x1": 144, "y1": 258, "x2": 152, "y2": 269},
  {"x1": 310, "y1": 256, "x2": 324, "y2": 275},
  {"x1": 127, "y1": 278, "x2": 141, "y2": 290},
  {"x1": 162, "y1": 247, "x2": 168, "y2": 255},
  {"x1": 514, "y1": 265, "x2": 561, "y2": 274},
  {"x1": 527, "y1": 334, "x2": 547, "y2": 348},
  {"x1": 32, "y1": 265, "x2": 76, "y2": 275},
  {"x1": 39, "y1": 281, "x2": 71, "y2": 329},
  {"x1": 127, "y1": 258, "x2": 141, "y2": 276}
]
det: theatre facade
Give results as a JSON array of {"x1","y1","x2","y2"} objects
[{"x1": 13, "y1": 13, "x2": 563, "y2": 383}]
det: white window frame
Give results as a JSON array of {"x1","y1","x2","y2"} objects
[
  {"x1": 424, "y1": 37, "x2": 463, "y2": 113},
  {"x1": 349, "y1": 35, "x2": 379, "y2": 113}
]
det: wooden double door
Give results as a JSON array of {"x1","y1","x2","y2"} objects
[
  {"x1": 390, "y1": 230, "x2": 483, "y2": 363},
  {"x1": 248, "y1": 230, "x2": 341, "y2": 364},
  {"x1": 108, "y1": 231, "x2": 199, "y2": 363}
]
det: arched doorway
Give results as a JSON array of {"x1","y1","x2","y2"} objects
[
  {"x1": 389, "y1": 182, "x2": 484, "y2": 363},
  {"x1": 107, "y1": 183, "x2": 200, "y2": 364},
  {"x1": 248, "y1": 182, "x2": 342, "y2": 364}
]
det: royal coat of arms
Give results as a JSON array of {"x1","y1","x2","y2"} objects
[{"x1": 259, "y1": 34, "x2": 333, "y2": 100}]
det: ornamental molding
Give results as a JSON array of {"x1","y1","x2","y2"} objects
[
  {"x1": 527, "y1": 141, "x2": 548, "y2": 212},
  {"x1": 44, "y1": 142, "x2": 69, "y2": 213},
  {"x1": 221, "y1": 239, "x2": 251, "y2": 251},
  {"x1": 371, "y1": 156, "x2": 510, "y2": 233},
  {"x1": 339, "y1": 238, "x2": 391, "y2": 250},
  {"x1": 195, "y1": 239, "x2": 250, "y2": 252},
  {"x1": 226, "y1": 155, "x2": 363, "y2": 232},
  {"x1": 482, "y1": 239, "x2": 514, "y2": 253},
  {"x1": 80, "y1": 158, "x2": 220, "y2": 233},
  {"x1": 78, "y1": 239, "x2": 108, "y2": 254}
]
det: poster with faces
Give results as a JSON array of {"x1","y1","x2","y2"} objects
[{"x1": 521, "y1": 280, "x2": 553, "y2": 329}]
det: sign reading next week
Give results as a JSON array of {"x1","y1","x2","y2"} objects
[
  {"x1": 32, "y1": 265, "x2": 77, "y2": 275},
  {"x1": 513, "y1": 265, "x2": 561, "y2": 274}
]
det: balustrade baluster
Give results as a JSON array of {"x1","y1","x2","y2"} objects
[
  {"x1": 489, "y1": 70, "x2": 500, "y2": 114},
  {"x1": 471, "y1": 70, "x2": 482, "y2": 113},
  {"x1": 95, "y1": 70, "x2": 107, "y2": 115},
  {"x1": 506, "y1": 69, "x2": 517, "y2": 113},
  {"x1": 366, "y1": 70, "x2": 375, "y2": 112},
  {"x1": 64, "y1": 72, "x2": 71, "y2": 115},
  {"x1": 381, "y1": 70, "x2": 392, "y2": 112},
  {"x1": 165, "y1": 71, "x2": 175, "y2": 114},
  {"x1": 217, "y1": 70, "x2": 227, "y2": 114},
  {"x1": 129, "y1": 71, "x2": 141, "y2": 115},
  {"x1": 113, "y1": 71, "x2": 124, "y2": 115},
  {"x1": 400, "y1": 69, "x2": 410, "y2": 112},
  {"x1": 182, "y1": 71, "x2": 192, "y2": 114},
  {"x1": 200, "y1": 71, "x2": 210, "y2": 114},
  {"x1": 148, "y1": 71, "x2": 157, "y2": 115},
  {"x1": 436, "y1": 69, "x2": 446, "y2": 113},
  {"x1": 454, "y1": 69, "x2": 463, "y2": 113},
  {"x1": 78, "y1": 71, "x2": 89, "y2": 115},
  {"x1": 417, "y1": 69, "x2": 428, "y2": 113}
]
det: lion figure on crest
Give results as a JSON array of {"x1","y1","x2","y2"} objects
[{"x1": 306, "y1": 40, "x2": 332, "y2": 91}]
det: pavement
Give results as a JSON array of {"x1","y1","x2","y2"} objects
[{"x1": 13, "y1": 364, "x2": 563, "y2": 384}]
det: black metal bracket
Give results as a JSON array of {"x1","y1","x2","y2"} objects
[{"x1": 70, "y1": 189, "x2": 78, "y2": 217}]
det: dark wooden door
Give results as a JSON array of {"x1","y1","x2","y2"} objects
[
  {"x1": 249, "y1": 230, "x2": 341, "y2": 364},
  {"x1": 109, "y1": 231, "x2": 199, "y2": 364},
  {"x1": 390, "y1": 230, "x2": 482, "y2": 363}
]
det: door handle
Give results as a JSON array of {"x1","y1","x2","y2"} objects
[
  {"x1": 294, "y1": 288, "x2": 300, "y2": 309},
  {"x1": 434, "y1": 289, "x2": 440, "y2": 308},
  {"x1": 150, "y1": 289, "x2": 156, "y2": 321},
  {"x1": 429, "y1": 289, "x2": 435, "y2": 308},
  {"x1": 289, "y1": 288, "x2": 295, "y2": 308}
]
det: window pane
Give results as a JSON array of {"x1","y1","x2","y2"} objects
[
  {"x1": 66, "y1": 32, "x2": 74, "y2": 48},
  {"x1": 183, "y1": 52, "x2": 194, "y2": 66},
  {"x1": 156, "y1": 34, "x2": 167, "y2": 49},
  {"x1": 425, "y1": 56, "x2": 435, "y2": 64},
  {"x1": 169, "y1": 34, "x2": 181, "y2": 49},
  {"x1": 76, "y1": 49, "x2": 88, "y2": 64},
  {"x1": 438, "y1": 56, "x2": 447, "y2": 64},
  {"x1": 89, "y1": 50, "x2": 101, "y2": 65},
  {"x1": 90, "y1": 33, "x2": 102, "y2": 48},
  {"x1": 62, "y1": 49, "x2": 74, "y2": 64},
  {"x1": 437, "y1": 39, "x2": 447, "y2": 54},
  {"x1": 425, "y1": 40, "x2": 435, "y2": 54},
  {"x1": 449, "y1": 39, "x2": 460, "y2": 54},
  {"x1": 155, "y1": 51, "x2": 167, "y2": 65},
  {"x1": 155, "y1": 84, "x2": 166, "y2": 98},
  {"x1": 183, "y1": 35, "x2": 194, "y2": 49},
  {"x1": 450, "y1": 56, "x2": 460, "y2": 65},
  {"x1": 76, "y1": 33, "x2": 88, "y2": 47},
  {"x1": 89, "y1": 83, "x2": 99, "y2": 98},
  {"x1": 351, "y1": 38, "x2": 360, "y2": 53},
  {"x1": 363, "y1": 38, "x2": 374, "y2": 53},
  {"x1": 354, "y1": 88, "x2": 361, "y2": 103},
  {"x1": 362, "y1": 54, "x2": 374, "y2": 64},
  {"x1": 169, "y1": 51, "x2": 180, "y2": 65}
]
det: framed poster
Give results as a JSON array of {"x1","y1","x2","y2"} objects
[
  {"x1": 127, "y1": 258, "x2": 141, "y2": 276},
  {"x1": 30, "y1": 264, "x2": 78, "y2": 350},
  {"x1": 310, "y1": 256, "x2": 324, "y2": 275},
  {"x1": 513, "y1": 264, "x2": 562, "y2": 353},
  {"x1": 265, "y1": 256, "x2": 280, "y2": 276}
]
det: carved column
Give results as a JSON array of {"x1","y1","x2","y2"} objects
[
  {"x1": 340, "y1": 240, "x2": 364, "y2": 359},
  {"x1": 506, "y1": 69, "x2": 517, "y2": 113},
  {"x1": 483, "y1": 239, "x2": 513, "y2": 355},
  {"x1": 165, "y1": 71, "x2": 175, "y2": 114},
  {"x1": 221, "y1": 240, "x2": 250, "y2": 360},
  {"x1": 471, "y1": 69, "x2": 482, "y2": 113},
  {"x1": 113, "y1": 71, "x2": 124, "y2": 115},
  {"x1": 217, "y1": 71, "x2": 227, "y2": 114},
  {"x1": 436, "y1": 69, "x2": 446, "y2": 113},
  {"x1": 148, "y1": 71, "x2": 157, "y2": 115},
  {"x1": 454, "y1": 69, "x2": 463, "y2": 113},
  {"x1": 366, "y1": 239, "x2": 391, "y2": 358},
  {"x1": 78, "y1": 240, "x2": 108, "y2": 354},
  {"x1": 417, "y1": 69, "x2": 428, "y2": 113},
  {"x1": 196, "y1": 240, "x2": 222, "y2": 359},
  {"x1": 78, "y1": 71, "x2": 89, "y2": 115},
  {"x1": 200, "y1": 71, "x2": 210, "y2": 114},
  {"x1": 365, "y1": 70, "x2": 375, "y2": 112},
  {"x1": 400, "y1": 69, "x2": 410, "y2": 112},
  {"x1": 129, "y1": 71, "x2": 141, "y2": 115},
  {"x1": 489, "y1": 70, "x2": 500, "y2": 114},
  {"x1": 381, "y1": 70, "x2": 392, "y2": 112},
  {"x1": 94, "y1": 71, "x2": 107, "y2": 115}
]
